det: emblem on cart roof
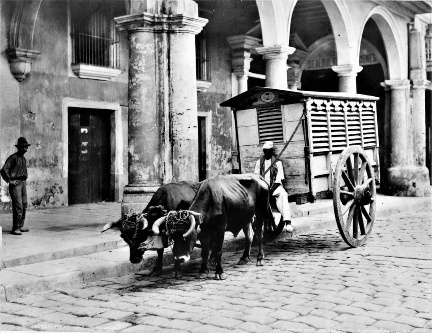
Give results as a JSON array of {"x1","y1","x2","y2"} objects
[{"x1": 260, "y1": 91, "x2": 276, "y2": 103}]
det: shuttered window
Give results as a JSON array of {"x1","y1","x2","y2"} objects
[
  {"x1": 307, "y1": 99, "x2": 377, "y2": 153},
  {"x1": 257, "y1": 106, "x2": 284, "y2": 143}
]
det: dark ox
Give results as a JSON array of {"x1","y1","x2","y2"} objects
[
  {"x1": 101, "y1": 181, "x2": 200, "y2": 275},
  {"x1": 152, "y1": 174, "x2": 276, "y2": 280}
]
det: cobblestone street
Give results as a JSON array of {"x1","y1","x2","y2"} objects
[{"x1": 1, "y1": 209, "x2": 431, "y2": 333}]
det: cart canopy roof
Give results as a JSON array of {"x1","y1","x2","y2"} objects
[{"x1": 220, "y1": 87, "x2": 379, "y2": 110}]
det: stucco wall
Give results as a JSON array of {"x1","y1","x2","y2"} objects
[
  {"x1": 0, "y1": 1, "x2": 129, "y2": 211},
  {"x1": 197, "y1": 35, "x2": 233, "y2": 178}
]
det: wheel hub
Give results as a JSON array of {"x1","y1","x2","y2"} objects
[{"x1": 354, "y1": 185, "x2": 372, "y2": 205}]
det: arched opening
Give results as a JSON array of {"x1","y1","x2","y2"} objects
[
  {"x1": 288, "y1": 0, "x2": 339, "y2": 92},
  {"x1": 357, "y1": 18, "x2": 387, "y2": 183}
]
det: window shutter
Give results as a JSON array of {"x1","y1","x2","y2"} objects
[{"x1": 257, "y1": 106, "x2": 284, "y2": 143}]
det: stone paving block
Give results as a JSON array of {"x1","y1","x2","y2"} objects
[
  {"x1": 350, "y1": 301, "x2": 384, "y2": 312},
  {"x1": 417, "y1": 312, "x2": 432, "y2": 320},
  {"x1": 411, "y1": 329, "x2": 432, "y2": 333},
  {"x1": 332, "y1": 321, "x2": 370, "y2": 332},
  {"x1": 382, "y1": 306, "x2": 418, "y2": 316},
  {"x1": 362, "y1": 310, "x2": 397, "y2": 321},
  {"x1": 304, "y1": 300, "x2": 337, "y2": 310},
  {"x1": 241, "y1": 314, "x2": 277, "y2": 325},
  {"x1": 403, "y1": 299, "x2": 432, "y2": 312},
  {"x1": 309, "y1": 309, "x2": 338, "y2": 320},
  {"x1": 372, "y1": 297, "x2": 402, "y2": 307},
  {"x1": 393, "y1": 315, "x2": 428, "y2": 328},
  {"x1": 158, "y1": 319, "x2": 205, "y2": 331},
  {"x1": 190, "y1": 324, "x2": 233, "y2": 333},
  {"x1": 269, "y1": 309, "x2": 299, "y2": 321},
  {"x1": 92, "y1": 320, "x2": 133, "y2": 331},
  {"x1": 292, "y1": 315, "x2": 339, "y2": 329},
  {"x1": 1, "y1": 313, "x2": 40, "y2": 327},
  {"x1": 333, "y1": 313, "x2": 376, "y2": 326},
  {"x1": 57, "y1": 304, "x2": 106, "y2": 317},
  {"x1": 121, "y1": 324, "x2": 160, "y2": 332},
  {"x1": 96, "y1": 309, "x2": 136, "y2": 321},
  {"x1": 374, "y1": 291, "x2": 404, "y2": 300},
  {"x1": 270, "y1": 320, "x2": 314, "y2": 331},
  {"x1": 331, "y1": 304, "x2": 365, "y2": 316},
  {"x1": 281, "y1": 304, "x2": 314, "y2": 315},
  {"x1": 313, "y1": 295, "x2": 351, "y2": 306},
  {"x1": 374, "y1": 320, "x2": 414, "y2": 331},
  {"x1": 198, "y1": 315, "x2": 243, "y2": 329},
  {"x1": 1, "y1": 323, "x2": 36, "y2": 331},
  {"x1": 235, "y1": 321, "x2": 273, "y2": 333},
  {"x1": 243, "y1": 307, "x2": 274, "y2": 316}
]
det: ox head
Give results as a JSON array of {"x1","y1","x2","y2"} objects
[
  {"x1": 152, "y1": 210, "x2": 201, "y2": 263},
  {"x1": 101, "y1": 205, "x2": 167, "y2": 264}
]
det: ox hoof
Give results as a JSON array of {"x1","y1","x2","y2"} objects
[
  {"x1": 237, "y1": 257, "x2": 250, "y2": 265},
  {"x1": 197, "y1": 270, "x2": 210, "y2": 279},
  {"x1": 214, "y1": 273, "x2": 227, "y2": 280},
  {"x1": 172, "y1": 271, "x2": 183, "y2": 279},
  {"x1": 256, "y1": 260, "x2": 264, "y2": 266}
]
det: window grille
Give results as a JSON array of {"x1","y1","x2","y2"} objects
[
  {"x1": 196, "y1": 32, "x2": 211, "y2": 81},
  {"x1": 257, "y1": 106, "x2": 284, "y2": 143},
  {"x1": 426, "y1": 25, "x2": 432, "y2": 63},
  {"x1": 71, "y1": 1, "x2": 120, "y2": 69}
]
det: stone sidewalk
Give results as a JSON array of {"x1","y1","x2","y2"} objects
[{"x1": 0, "y1": 194, "x2": 430, "y2": 301}]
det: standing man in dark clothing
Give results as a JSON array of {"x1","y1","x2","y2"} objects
[{"x1": 1, "y1": 137, "x2": 31, "y2": 235}]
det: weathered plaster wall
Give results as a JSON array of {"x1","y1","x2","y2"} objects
[
  {"x1": 197, "y1": 35, "x2": 233, "y2": 177},
  {"x1": 0, "y1": 1, "x2": 129, "y2": 211}
]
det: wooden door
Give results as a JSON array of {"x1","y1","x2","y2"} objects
[
  {"x1": 198, "y1": 116, "x2": 207, "y2": 181},
  {"x1": 68, "y1": 108, "x2": 112, "y2": 204}
]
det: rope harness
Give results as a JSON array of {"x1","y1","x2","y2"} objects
[
  {"x1": 165, "y1": 210, "x2": 191, "y2": 238},
  {"x1": 118, "y1": 212, "x2": 146, "y2": 244}
]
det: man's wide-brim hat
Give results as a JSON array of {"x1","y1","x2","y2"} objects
[
  {"x1": 262, "y1": 141, "x2": 274, "y2": 149},
  {"x1": 15, "y1": 137, "x2": 31, "y2": 147}
]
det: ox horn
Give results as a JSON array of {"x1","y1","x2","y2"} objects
[
  {"x1": 188, "y1": 211, "x2": 202, "y2": 225},
  {"x1": 101, "y1": 220, "x2": 119, "y2": 233},
  {"x1": 183, "y1": 214, "x2": 196, "y2": 238},
  {"x1": 152, "y1": 216, "x2": 166, "y2": 235},
  {"x1": 138, "y1": 215, "x2": 149, "y2": 230}
]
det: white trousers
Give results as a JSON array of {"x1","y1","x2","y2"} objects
[{"x1": 273, "y1": 186, "x2": 292, "y2": 221}]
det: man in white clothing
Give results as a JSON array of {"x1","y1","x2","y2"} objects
[{"x1": 254, "y1": 141, "x2": 293, "y2": 232}]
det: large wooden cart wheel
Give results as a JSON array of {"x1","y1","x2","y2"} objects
[{"x1": 333, "y1": 145, "x2": 376, "y2": 247}]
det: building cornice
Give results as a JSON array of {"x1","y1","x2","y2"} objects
[{"x1": 371, "y1": 0, "x2": 432, "y2": 20}]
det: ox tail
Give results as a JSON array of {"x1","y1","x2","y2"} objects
[{"x1": 264, "y1": 200, "x2": 284, "y2": 241}]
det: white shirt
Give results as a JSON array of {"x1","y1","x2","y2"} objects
[{"x1": 254, "y1": 159, "x2": 285, "y2": 186}]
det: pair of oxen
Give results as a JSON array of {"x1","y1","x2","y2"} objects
[{"x1": 102, "y1": 174, "x2": 283, "y2": 280}]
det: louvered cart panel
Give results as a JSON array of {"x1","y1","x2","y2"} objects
[{"x1": 221, "y1": 87, "x2": 380, "y2": 247}]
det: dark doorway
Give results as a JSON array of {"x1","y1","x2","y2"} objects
[
  {"x1": 198, "y1": 116, "x2": 207, "y2": 181},
  {"x1": 68, "y1": 108, "x2": 112, "y2": 204}
]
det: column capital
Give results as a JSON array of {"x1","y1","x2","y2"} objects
[
  {"x1": 256, "y1": 45, "x2": 296, "y2": 60},
  {"x1": 6, "y1": 47, "x2": 41, "y2": 82},
  {"x1": 412, "y1": 79, "x2": 431, "y2": 89},
  {"x1": 227, "y1": 35, "x2": 262, "y2": 52},
  {"x1": 232, "y1": 56, "x2": 253, "y2": 77},
  {"x1": 331, "y1": 64, "x2": 363, "y2": 77},
  {"x1": 381, "y1": 79, "x2": 410, "y2": 90},
  {"x1": 115, "y1": 12, "x2": 208, "y2": 34}
]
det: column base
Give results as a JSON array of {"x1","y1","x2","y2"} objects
[
  {"x1": 121, "y1": 185, "x2": 160, "y2": 215},
  {"x1": 381, "y1": 166, "x2": 431, "y2": 197}
]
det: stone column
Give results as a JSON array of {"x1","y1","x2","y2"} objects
[
  {"x1": 381, "y1": 79, "x2": 430, "y2": 196},
  {"x1": 116, "y1": 3, "x2": 207, "y2": 214},
  {"x1": 331, "y1": 65, "x2": 363, "y2": 93},
  {"x1": 256, "y1": 45, "x2": 295, "y2": 89},
  {"x1": 227, "y1": 35, "x2": 261, "y2": 173},
  {"x1": 287, "y1": 61, "x2": 301, "y2": 90}
]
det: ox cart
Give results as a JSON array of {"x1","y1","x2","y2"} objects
[{"x1": 220, "y1": 87, "x2": 380, "y2": 247}]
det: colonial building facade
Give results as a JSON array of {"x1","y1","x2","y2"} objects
[{"x1": 1, "y1": 0, "x2": 431, "y2": 212}]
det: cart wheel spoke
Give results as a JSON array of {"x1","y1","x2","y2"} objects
[
  {"x1": 359, "y1": 161, "x2": 367, "y2": 184},
  {"x1": 342, "y1": 170, "x2": 355, "y2": 191},
  {"x1": 358, "y1": 207, "x2": 366, "y2": 235},
  {"x1": 333, "y1": 145, "x2": 376, "y2": 247},
  {"x1": 353, "y1": 153, "x2": 359, "y2": 186},
  {"x1": 360, "y1": 205, "x2": 372, "y2": 223},
  {"x1": 346, "y1": 156, "x2": 356, "y2": 186}
]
